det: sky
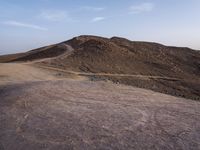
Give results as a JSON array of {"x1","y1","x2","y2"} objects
[{"x1": 0, "y1": 0, "x2": 200, "y2": 54}]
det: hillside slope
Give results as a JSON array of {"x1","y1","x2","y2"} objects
[{"x1": 0, "y1": 35, "x2": 200, "y2": 100}]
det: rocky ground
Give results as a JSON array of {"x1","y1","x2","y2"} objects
[{"x1": 0, "y1": 63, "x2": 200, "y2": 150}]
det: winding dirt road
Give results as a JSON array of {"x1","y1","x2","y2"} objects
[{"x1": 0, "y1": 63, "x2": 200, "y2": 150}]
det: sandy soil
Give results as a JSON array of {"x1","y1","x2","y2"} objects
[
  {"x1": 0, "y1": 63, "x2": 200, "y2": 150},
  {"x1": 0, "y1": 63, "x2": 86, "y2": 85}
]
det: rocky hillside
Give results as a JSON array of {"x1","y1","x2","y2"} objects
[{"x1": 0, "y1": 35, "x2": 200, "y2": 100}]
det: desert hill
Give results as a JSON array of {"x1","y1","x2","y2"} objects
[
  {"x1": 0, "y1": 35, "x2": 200, "y2": 100},
  {"x1": 1, "y1": 36, "x2": 200, "y2": 149}
]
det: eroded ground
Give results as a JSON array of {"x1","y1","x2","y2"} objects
[{"x1": 0, "y1": 63, "x2": 200, "y2": 150}]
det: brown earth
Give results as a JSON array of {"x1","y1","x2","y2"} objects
[
  {"x1": 0, "y1": 63, "x2": 200, "y2": 150},
  {"x1": 1, "y1": 35, "x2": 199, "y2": 100}
]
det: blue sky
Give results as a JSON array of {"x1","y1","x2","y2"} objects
[{"x1": 0, "y1": 0, "x2": 200, "y2": 54}]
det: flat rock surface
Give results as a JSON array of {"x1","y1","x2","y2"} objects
[{"x1": 0, "y1": 63, "x2": 200, "y2": 150}]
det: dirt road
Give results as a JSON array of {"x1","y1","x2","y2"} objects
[
  {"x1": 0, "y1": 63, "x2": 200, "y2": 150},
  {"x1": 35, "y1": 64, "x2": 180, "y2": 81}
]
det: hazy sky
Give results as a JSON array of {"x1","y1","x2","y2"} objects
[{"x1": 1, "y1": 0, "x2": 200, "y2": 54}]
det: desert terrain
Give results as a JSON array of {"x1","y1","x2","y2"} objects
[
  {"x1": 0, "y1": 35, "x2": 200, "y2": 150},
  {"x1": 1, "y1": 36, "x2": 199, "y2": 100}
]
